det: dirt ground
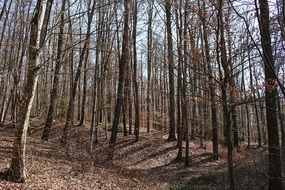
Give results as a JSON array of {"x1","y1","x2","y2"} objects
[{"x1": 0, "y1": 121, "x2": 280, "y2": 190}]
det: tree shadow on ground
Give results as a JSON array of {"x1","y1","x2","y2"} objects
[
  {"x1": 174, "y1": 167, "x2": 268, "y2": 190},
  {"x1": 174, "y1": 152, "x2": 269, "y2": 190},
  {"x1": 133, "y1": 145, "x2": 178, "y2": 165},
  {"x1": 0, "y1": 124, "x2": 276, "y2": 189}
]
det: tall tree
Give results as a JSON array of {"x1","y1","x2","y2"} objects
[
  {"x1": 42, "y1": 0, "x2": 66, "y2": 141},
  {"x1": 3, "y1": 0, "x2": 53, "y2": 182},
  {"x1": 146, "y1": 0, "x2": 153, "y2": 134},
  {"x1": 110, "y1": 0, "x2": 130, "y2": 146},
  {"x1": 165, "y1": 0, "x2": 176, "y2": 141},
  {"x1": 217, "y1": 0, "x2": 236, "y2": 188},
  {"x1": 61, "y1": 0, "x2": 95, "y2": 145},
  {"x1": 175, "y1": 0, "x2": 183, "y2": 161},
  {"x1": 258, "y1": 0, "x2": 284, "y2": 188},
  {"x1": 133, "y1": 0, "x2": 140, "y2": 142},
  {"x1": 201, "y1": 0, "x2": 219, "y2": 159},
  {"x1": 183, "y1": 0, "x2": 190, "y2": 166}
]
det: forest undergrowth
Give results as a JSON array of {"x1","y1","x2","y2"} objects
[{"x1": 0, "y1": 120, "x2": 278, "y2": 190}]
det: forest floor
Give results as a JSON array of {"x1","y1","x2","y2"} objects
[{"x1": 0, "y1": 120, "x2": 279, "y2": 190}]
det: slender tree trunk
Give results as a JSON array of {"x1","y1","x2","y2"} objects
[
  {"x1": 90, "y1": 48, "x2": 100, "y2": 151},
  {"x1": 133, "y1": 0, "x2": 140, "y2": 142},
  {"x1": 253, "y1": 62, "x2": 267, "y2": 144},
  {"x1": 123, "y1": 103, "x2": 128, "y2": 136},
  {"x1": 175, "y1": 0, "x2": 183, "y2": 161},
  {"x1": 201, "y1": 0, "x2": 218, "y2": 159},
  {"x1": 241, "y1": 56, "x2": 251, "y2": 148},
  {"x1": 183, "y1": 0, "x2": 189, "y2": 166},
  {"x1": 277, "y1": 98, "x2": 285, "y2": 173},
  {"x1": 248, "y1": 39, "x2": 262, "y2": 147},
  {"x1": 79, "y1": 46, "x2": 90, "y2": 126},
  {"x1": 217, "y1": 0, "x2": 236, "y2": 188},
  {"x1": 110, "y1": 0, "x2": 130, "y2": 146},
  {"x1": 4, "y1": 0, "x2": 53, "y2": 182},
  {"x1": 42, "y1": 0, "x2": 66, "y2": 141},
  {"x1": 226, "y1": 20, "x2": 238, "y2": 149},
  {"x1": 146, "y1": 0, "x2": 153, "y2": 134},
  {"x1": 165, "y1": 0, "x2": 176, "y2": 141}
]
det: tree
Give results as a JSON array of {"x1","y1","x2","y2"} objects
[
  {"x1": 200, "y1": 0, "x2": 219, "y2": 159},
  {"x1": 183, "y1": 0, "x2": 190, "y2": 166},
  {"x1": 133, "y1": 0, "x2": 140, "y2": 142},
  {"x1": 165, "y1": 0, "x2": 176, "y2": 141},
  {"x1": 175, "y1": 0, "x2": 183, "y2": 161},
  {"x1": 3, "y1": 0, "x2": 53, "y2": 182},
  {"x1": 217, "y1": 0, "x2": 236, "y2": 188},
  {"x1": 42, "y1": 0, "x2": 66, "y2": 141},
  {"x1": 110, "y1": 0, "x2": 130, "y2": 146},
  {"x1": 258, "y1": 0, "x2": 284, "y2": 188},
  {"x1": 61, "y1": 0, "x2": 95, "y2": 145},
  {"x1": 146, "y1": 0, "x2": 153, "y2": 134}
]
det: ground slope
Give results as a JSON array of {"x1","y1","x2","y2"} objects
[{"x1": 0, "y1": 122, "x2": 276, "y2": 189}]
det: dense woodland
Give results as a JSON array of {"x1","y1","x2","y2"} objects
[{"x1": 0, "y1": 0, "x2": 285, "y2": 189}]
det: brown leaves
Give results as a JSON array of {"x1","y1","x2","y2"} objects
[{"x1": 0, "y1": 124, "x2": 271, "y2": 189}]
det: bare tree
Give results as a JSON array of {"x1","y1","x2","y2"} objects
[
  {"x1": 257, "y1": 0, "x2": 284, "y2": 188},
  {"x1": 165, "y1": 0, "x2": 176, "y2": 141},
  {"x1": 217, "y1": 0, "x2": 236, "y2": 188},
  {"x1": 110, "y1": 0, "x2": 130, "y2": 146},
  {"x1": 61, "y1": 0, "x2": 95, "y2": 145},
  {"x1": 42, "y1": 0, "x2": 66, "y2": 141},
  {"x1": 3, "y1": 0, "x2": 53, "y2": 182},
  {"x1": 133, "y1": 0, "x2": 140, "y2": 142}
]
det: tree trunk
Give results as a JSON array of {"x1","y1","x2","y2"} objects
[
  {"x1": 217, "y1": 0, "x2": 236, "y2": 188},
  {"x1": 165, "y1": 0, "x2": 176, "y2": 141},
  {"x1": 183, "y1": 0, "x2": 189, "y2": 166},
  {"x1": 42, "y1": 0, "x2": 66, "y2": 141},
  {"x1": 201, "y1": 0, "x2": 218, "y2": 159},
  {"x1": 258, "y1": 0, "x2": 284, "y2": 189},
  {"x1": 79, "y1": 46, "x2": 90, "y2": 126},
  {"x1": 110, "y1": 0, "x2": 130, "y2": 146},
  {"x1": 175, "y1": 0, "x2": 183, "y2": 161},
  {"x1": 248, "y1": 39, "x2": 262, "y2": 147},
  {"x1": 277, "y1": 98, "x2": 285, "y2": 175},
  {"x1": 133, "y1": 0, "x2": 140, "y2": 142},
  {"x1": 5, "y1": 0, "x2": 53, "y2": 182},
  {"x1": 146, "y1": 0, "x2": 153, "y2": 134}
]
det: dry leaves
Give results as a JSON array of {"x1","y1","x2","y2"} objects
[{"x1": 0, "y1": 123, "x2": 278, "y2": 189}]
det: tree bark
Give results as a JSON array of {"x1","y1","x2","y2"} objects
[
  {"x1": 201, "y1": 0, "x2": 218, "y2": 159},
  {"x1": 146, "y1": 0, "x2": 153, "y2": 134},
  {"x1": 217, "y1": 0, "x2": 236, "y2": 188},
  {"x1": 110, "y1": 0, "x2": 130, "y2": 146},
  {"x1": 258, "y1": 0, "x2": 284, "y2": 188},
  {"x1": 42, "y1": 0, "x2": 66, "y2": 141},
  {"x1": 183, "y1": 0, "x2": 189, "y2": 166},
  {"x1": 165, "y1": 0, "x2": 176, "y2": 141},
  {"x1": 175, "y1": 0, "x2": 183, "y2": 161},
  {"x1": 5, "y1": 0, "x2": 53, "y2": 182},
  {"x1": 133, "y1": 0, "x2": 140, "y2": 142}
]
